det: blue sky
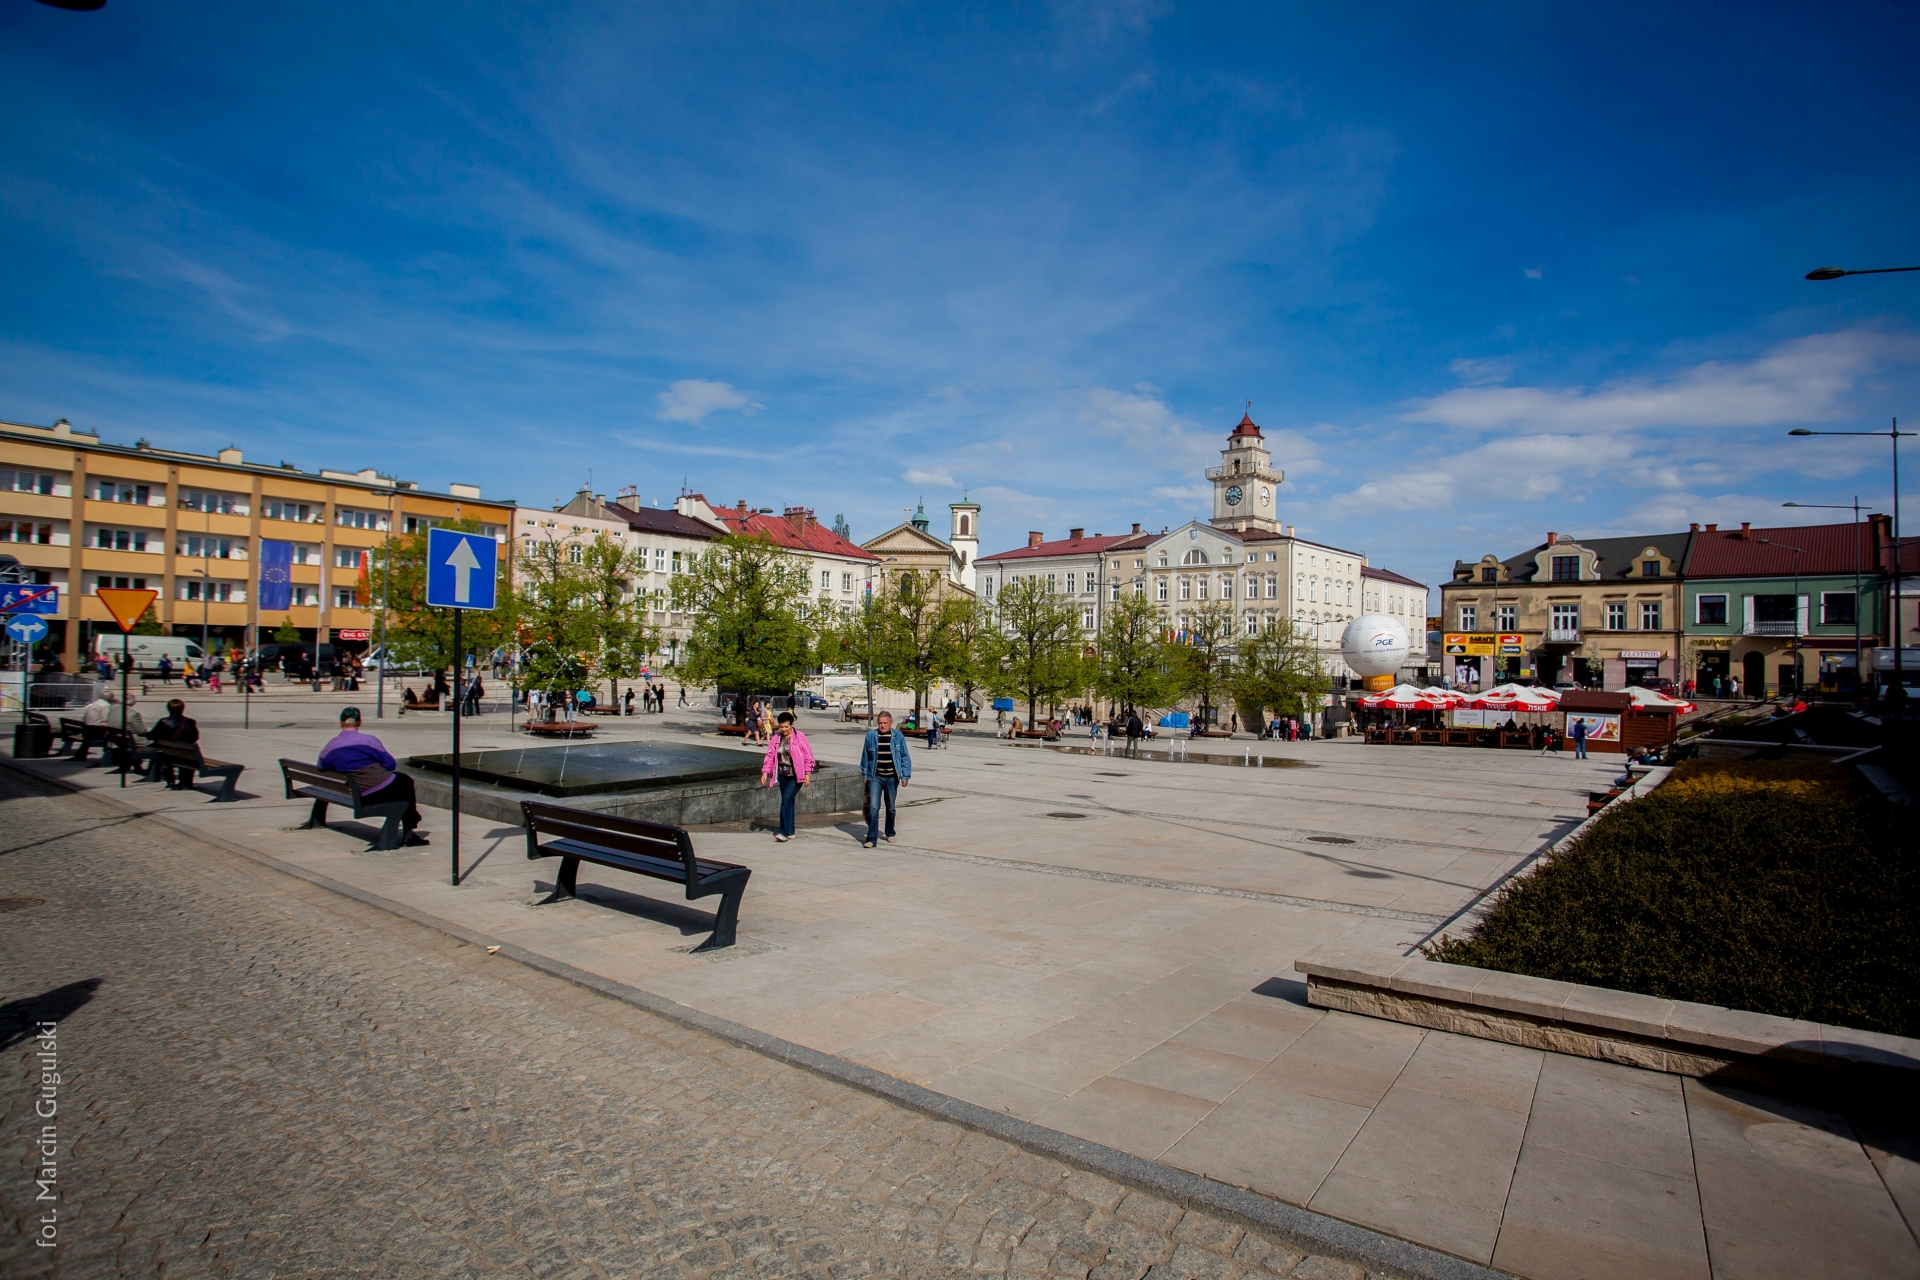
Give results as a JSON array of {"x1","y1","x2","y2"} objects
[{"x1": 3, "y1": 2, "x2": 1917, "y2": 597}]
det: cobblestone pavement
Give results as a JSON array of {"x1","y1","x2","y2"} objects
[{"x1": 0, "y1": 770, "x2": 1375, "y2": 1280}]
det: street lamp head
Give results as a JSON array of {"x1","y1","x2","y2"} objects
[
  {"x1": 1788, "y1": 429, "x2": 1814, "y2": 436},
  {"x1": 1805, "y1": 266, "x2": 1848, "y2": 281}
]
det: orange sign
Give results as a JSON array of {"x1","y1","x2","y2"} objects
[{"x1": 96, "y1": 587, "x2": 158, "y2": 633}]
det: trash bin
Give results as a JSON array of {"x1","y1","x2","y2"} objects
[{"x1": 13, "y1": 721, "x2": 52, "y2": 758}]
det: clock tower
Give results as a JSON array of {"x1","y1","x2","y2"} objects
[{"x1": 1209, "y1": 409, "x2": 1283, "y2": 532}]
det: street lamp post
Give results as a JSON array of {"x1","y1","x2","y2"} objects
[
  {"x1": 1755, "y1": 539, "x2": 1805, "y2": 696},
  {"x1": 1788, "y1": 422, "x2": 1914, "y2": 698},
  {"x1": 1802, "y1": 263, "x2": 1920, "y2": 702},
  {"x1": 1783, "y1": 499, "x2": 1863, "y2": 697}
]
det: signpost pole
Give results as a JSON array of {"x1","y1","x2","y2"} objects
[
  {"x1": 452, "y1": 608, "x2": 462, "y2": 887},
  {"x1": 19, "y1": 636, "x2": 30, "y2": 727},
  {"x1": 120, "y1": 630, "x2": 130, "y2": 787}
]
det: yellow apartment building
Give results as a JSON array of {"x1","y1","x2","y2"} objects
[{"x1": 0, "y1": 416, "x2": 514, "y2": 671}]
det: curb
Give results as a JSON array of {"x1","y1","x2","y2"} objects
[{"x1": 2, "y1": 756, "x2": 1513, "y2": 1280}]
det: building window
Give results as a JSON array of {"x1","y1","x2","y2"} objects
[
  {"x1": 94, "y1": 479, "x2": 153, "y2": 505},
  {"x1": 1822, "y1": 592, "x2": 1857, "y2": 625},
  {"x1": 3, "y1": 470, "x2": 56, "y2": 495},
  {"x1": 654, "y1": 548, "x2": 667, "y2": 572},
  {"x1": 94, "y1": 528, "x2": 149, "y2": 552},
  {"x1": 820, "y1": 569, "x2": 831, "y2": 591},
  {"x1": 1066, "y1": 572, "x2": 1077, "y2": 594},
  {"x1": 334, "y1": 507, "x2": 387, "y2": 530},
  {"x1": 1640, "y1": 601, "x2": 1661, "y2": 630},
  {"x1": 1642, "y1": 560, "x2": 1661, "y2": 577},
  {"x1": 842, "y1": 572, "x2": 853, "y2": 592},
  {"x1": 0, "y1": 522, "x2": 55, "y2": 545},
  {"x1": 180, "y1": 580, "x2": 238, "y2": 603},
  {"x1": 1347, "y1": 584, "x2": 1354, "y2": 607},
  {"x1": 1496, "y1": 604, "x2": 1516, "y2": 631},
  {"x1": 1551, "y1": 603, "x2": 1581, "y2": 638},
  {"x1": 1182, "y1": 549, "x2": 1208, "y2": 565},
  {"x1": 1459, "y1": 605, "x2": 1477, "y2": 631},
  {"x1": 984, "y1": 577, "x2": 994, "y2": 600},
  {"x1": 959, "y1": 515, "x2": 970, "y2": 535},
  {"x1": 1110, "y1": 580, "x2": 1120, "y2": 602},
  {"x1": 567, "y1": 544, "x2": 583, "y2": 564},
  {"x1": 1197, "y1": 576, "x2": 1209, "y2": 600},
  {"x1": 1481, "y1": 566, "x2": 1497, "y2": 583},
  {"x1": 1245, "y1": 613, "x2": 1259, "y2": 637},
  {"x1": 1156, "y1": 578, "x2": 1168, "y2": 602},
  {"x1": 180, "y1": 489, "x2": 244, "y2": 515},
  {"x1": 266, "y1": 500, "x2": 318, "y2": 524},
  {"x1": 333, "y1": 546, "x2": 363, "y2": 569},
  {"x1": 179, "y1": 536, "x2": 240, "y2": 560},
  {"x1": 1551, "y1": 555, "x2": 1580, "y2": 582},
  {"x1": 1265, "y1": 576, "x2": 1277, "y2": 599},
  {"x1": 94, "y1": 576, "x2": 148, "y2": 593},
  {"x1": 1606, "y1": 602, "x2": 1627, "y2": 630},
  {"x1": 1082, "y1": 606, "x2": 1094, "y2": 629},
  {"x1": 1157, "y1": 553, "x2": 1168, "y2": 567},
  {"x1": 335, "y1": 587, "x2": 359, "y2": 608},
  {"x1": 1178, "y1": 577, "x2": 1191, "y2": 601},
  {"x1": 671, "y1": 551, "x2": 683, "y2": 573},
  {"x1": 1046, "y1": 573, "x2": 1057, "y2": 592},
  {"x1": 1696, "y1": 594, "x2": 1727, "y2": 625},
  {"x1": 289, "y1": 585, "x2": 317, "y2": 607}
]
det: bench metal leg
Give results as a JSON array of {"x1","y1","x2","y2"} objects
[
  {"x1": 535, "y1": 856, "x2": 579, "y2": 904},
  {"x1": 690, "y1": 867, "x2": 751, "y2": 952},
  {"x1": 371, "y1": 810, "x2": 404, "y2": 851},
  {"x1": 210, "y1": 770, "x2": 240, "y2": 803},
  {"x1": 302, "y1": 798, "x2": 330, "y2": 830}
]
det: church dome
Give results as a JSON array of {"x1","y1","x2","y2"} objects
[{"x1": 1230, "y1": 411, "x2": 1263, "y2": 440}]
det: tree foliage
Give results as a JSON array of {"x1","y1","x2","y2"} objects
[
  {"x1": 1092, "y1": 591, "x2": 1178, "y2": 715},
  {"x1": 1172, "y1": 600, "x2": 1237, "y2": 725},
  {"x1": 985, "y1": 576, "x2": 1085, "y2": 726},
  {"x1": 671, "y1": 533, "x2": 816, "y2": 694},
  {"x1": 870, "y1": 569, "x2": 970, "y2": 713},
  {"x1": 1229, "y1": 617, "x2": 1332, "y2": 726},
  {"x1": 273, "y1": 615, "x2": 300, "y2": 644}
]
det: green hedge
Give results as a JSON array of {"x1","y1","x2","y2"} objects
[{"x1": 1427, "y1": 762, "x2": 1918, "y2": 1037}]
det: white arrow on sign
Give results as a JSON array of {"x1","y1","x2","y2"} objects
[{"x1": 444, "y1": 536, "x2": 482, "y2": 604}]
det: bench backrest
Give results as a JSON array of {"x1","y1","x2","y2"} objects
[
  {"x1": 280, "y1": 758, "x2": 365, "y2": 803},
  {"x1": 522, "y1": 800, "x2": 698, "y2": 877},
  {"x1": 156, "y1": 739, "x2": 208, "y2": 765}
]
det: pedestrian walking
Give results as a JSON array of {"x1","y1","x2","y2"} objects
[
  {"x1": 319, "y1": 707, "x2": 427, "y2": 845},
  {"x1": 858, "y1": 710, "x2": 912, "y2": 847},
  {"x1": 1570, "y1": 715, "x2": 1588, "y2": 760},
  {"x1": 157, "y1": 654, "x2": 173, "y2": 684},
  {"x1": 760, "y1": 712, "x2": 815, "y2": 842},
  {"x1": 678, "y1": 686, "x2": 688, "y2": 708},
  {"x1": 1124, "y1": 708, "x2": 1143, "y2": 758}
]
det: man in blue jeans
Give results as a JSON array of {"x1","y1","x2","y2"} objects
[
  {"x1": 1571, "y1": 716, "x2": 1588, "y2": 759},
  {"x1": 859, "y1": 710, "x2": 913, "y2": 847}
]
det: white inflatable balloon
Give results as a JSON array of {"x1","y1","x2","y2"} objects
[{"x1": 1341, "y1": 614, "x2": 1410, "y2": 679}]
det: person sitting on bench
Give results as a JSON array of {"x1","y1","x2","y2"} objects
[
  {"x1": 317, "y1": 706, "x2": 428, "y2": 845},
  {"x1": 146, "y1": 698, "x2": 200, "y2": 788}
]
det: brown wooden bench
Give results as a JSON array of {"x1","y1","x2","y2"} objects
[
  {"x1": 522, "y1": 801, "x2": 751, "y2": 951},
  {"x1": 280, "y1": 759, "x2": 413, "y2": 850},
  {"x1": 150, "y1": 740, "x2": 244, "y2": 801},
  {"x1": 523, "y1": 720, "x2": 596, "y2": 738}
]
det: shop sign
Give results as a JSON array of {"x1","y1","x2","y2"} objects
[
  {"x1": 335, "y1": 628, "x2": 371, "y2": 641},
  {"x1": 1445, "y1": 632, "x2": 1526, "y2": 656},
  {"x1": 1620, "y1": 650, "x2": 1666, "y2": 659}
]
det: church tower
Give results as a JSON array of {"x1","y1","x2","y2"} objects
[
  {"x1": 950, "y1": 498, "x2": 980, "y2": 592},
  {"x1": 1209, "y1": 410, "x2": 1283, "y2": 533}
]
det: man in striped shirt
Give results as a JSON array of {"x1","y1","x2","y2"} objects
[{"x1": 858, "y1": 710, "x2": 913, "y2": 847}]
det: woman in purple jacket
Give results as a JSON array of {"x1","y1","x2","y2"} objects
[{"x1": 318, "y1": 707, "x2": 427, "y2": 845}]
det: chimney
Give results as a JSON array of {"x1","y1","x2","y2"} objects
[
  {"x1": 1069, "y1": 527, "x2": 1085, "y2": 541},
  {"x1": 1131, "y1": 522, "x2": 1141, "y2": 535},
  {"x1": 1690, "y1": 523, "x2": 1700, "y2": 532},
  {"x1": 1285, "y1": 525, "x2": 1295, "y2": 537},
  {"x1": 1546, "y1": 531, "x2": 1558, "y2": 546},
  {"x1": 784, "y1": 505, "x2": 810, "y2": 535},
  {"x1": 1705, "y1": 523, "x2": 1718, "y2": 531},
  {"x1": 1028, "y1": 531, "x2": 1044, "y2": 548},
  {"x1": 1740, "y1": 522, "x2": 1751, "y2": 537}
]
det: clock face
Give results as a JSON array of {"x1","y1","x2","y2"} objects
[
  {"x1": 1224, "y1": 484, "x2": 1243, "y2": 507},
  {"x1": 1259, "y1": 487, "x2": 1270, "y2": 507}
]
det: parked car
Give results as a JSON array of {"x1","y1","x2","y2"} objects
[
  {"x1": 803, "y1": 692, "x2": 829, "y2": 709},
  {"x1": 1638, "y1": 676, "x2": 1678, "y2": 695}
]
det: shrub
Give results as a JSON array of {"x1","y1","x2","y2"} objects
[{"x1": 1426, "y1": 760, "x2": 1917, "y2": 1036}]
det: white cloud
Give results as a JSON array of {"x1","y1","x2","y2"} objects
[
  {"x1": 1150, "y1": 483, "x2": 1209, "y2": 504},
  {"x1": 1403, "y1": 330, "x2": 1919, "y2": 433},
  {"x1": 1621, "y1": 492, "x2": 1873, "y2": 534},
  {"x1": 1077, "y1": 385, "x2": 1216, "y2": 469},
  {"x1": 1447, "y1": 357, "x2": 1511, "y2": 387},
  {"x1": 1523, "y1": 266, "x2": 1543, "y2": 280},
  {"x1": 1325, "y1": 433, "x2": 1593, "y2": 515},
  {"x1": 903, "y1": 466, "x2": 957, "y2": 487},
  {"x1": 655, "y1": 379, "x2": 761, "y2": 423}
]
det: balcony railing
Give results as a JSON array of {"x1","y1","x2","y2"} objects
[
  {"x1": 1747, "y1": 620, "x2": 1800, "y2": 636},
  {"x1": 1546, "y1": 627, "x2": 1581, "y2": 643},
  {"x1": 1204, "y1": 463, "x2": 1284, "y2": 483}
]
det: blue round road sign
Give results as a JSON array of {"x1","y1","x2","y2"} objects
[{"x1": 6, "y1": 615, "x2": 48, "y2": 644}]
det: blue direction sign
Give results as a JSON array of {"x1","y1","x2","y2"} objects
[
  {"x1": 6, "y1": 615, "x2": 47, "y2": 644},
  {"x1": 0, "y1": 584, "x2": 57, "y2": 616},
  {"x1": 425, "y1": 528, "x2": 498, "y2": 610}
]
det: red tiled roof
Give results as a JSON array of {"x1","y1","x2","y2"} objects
[
  {"x1": 1683, "y1": 521, "x2": 1872, "y2": 578},
  {"x1": 1230, "y1": 411, "x2": 1263, "y2": 439},
  {"x1": 978, "y1": 532, "x2": 1137, "y2": 563},
  {"x1": 603, "y1": 502, "x2": 723, "y2": 540},
  {"x1": 1362, "y1": 566, "x2": 1427, "y2": 589},
  {"x1": 712, "y1": 507, "x2": 878, "y2": 560}
]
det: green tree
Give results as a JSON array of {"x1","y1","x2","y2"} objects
[
  {"x1": 671, "y1": 532, "x2": 815, "y2": 694},
  {"x1": 514, "y1": 535, "x2": 595, "y2": 700},
  {"x1": 872, "y1": 569, "x2": 968, "y2": 715},
  {"x1": 577, "y1": 534, "x2": 660, "y2": 708},
  {"x1": 986, "y1": 576, "x2": 1084, "y2": 727},
  {"x1": 131, "y1": 604, "x2": 164, "y2": 636},
  {"x1": 1092, "y1": 591, "x2": 1178, "y2": 715},
  {"x1": 1229, "y1": 618, "x2": 1332, "y2": 727},
  {"x1": 376, "y1": 521, "x2": 518, "y2": 673},
  {"x1": 1173, "y1": 600, "x2": 1237, "y2": 728},
  {"x1": 940, "y1": 596, "x2": 996, "y2": 714},
  {"x1": 273, "y1": 615, "x2": 300, "y2": 643}
]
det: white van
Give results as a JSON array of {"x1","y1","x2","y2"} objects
[{"x1": 91, "y1": 634, "x2": 209, "y2": 673}]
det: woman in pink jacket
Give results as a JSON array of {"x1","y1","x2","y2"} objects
[{"x1": 760, "y1": 711, "x2": 816, "y2": 842}]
